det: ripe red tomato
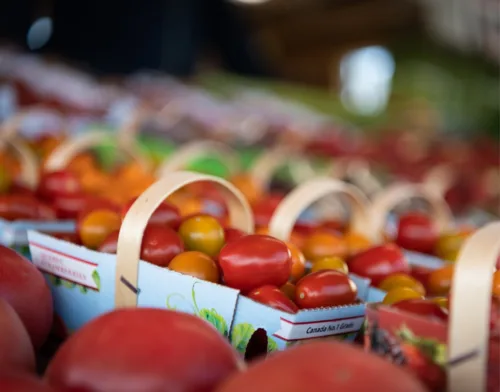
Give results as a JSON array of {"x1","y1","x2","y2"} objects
[
  {"x1": 396, "y1": 212, "x2": 438, "y2": 254},
  {"x1": 348, "y1": 244, "x2": 410, "y2": 286},
  {"x1": 36, "y1": 202, "x2": 57, "y2": 220},
  {"x1": 224, "y1": 227, "x2": 246, "y2": 245},
  {"x1": 391, "y1": 299, "x2": 449, "y2": 322},
  {"x1": 247, "y1": 285, "x2": 298, "y2": 314},
  {"x1": 140, "y1": 225, "x2": 184, "y2": 267},
  {"x1": 37, "y1": 170, "x2": 81, "y2": 201},
  {"x1": 122, "y1": 198, "x2": 181, "y2": 229},
  {"x1": 55, "y1": 194, "x2": 119, "y2": 220},
  {"x1": 98, "y1": 231, "x2": 119, "y2": 254},
  {"x1": 0, "y1": 195, "x2": 42, "y2": 221},
  {"x1": 251, "y1": 193, "x2": 284, "y2": 228},
  {"x1": 295, "y1": 270, "x2": 357, "y2": 309},
  {"x1": 0, "y1": 373, "x2": 58, "y2": 392},
  {"x1": 410, "y1": 265, "x2": 434, "y2": 288},
  {"x1": 218, "y1": 235, "x2": 292, "y2": 293}
]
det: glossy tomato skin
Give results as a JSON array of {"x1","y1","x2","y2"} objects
[
  {"x1": 37, "y1": 170, "x2": 81, "y2": 201},
  {"x1": 218, "y1": 235, "x2": 292, "y2": 294},
  {"x1": 122, "y1": 198, "x2": 181, "y2": 229},
  {"x1": 348, "y1": 244, "x2": 410, "y2": 286},
  {"x1": 247, "y1": 285, "x2": 298, "y2": 314},
  {"x1": 396, "y1": 212, "x2": 438, "y2": 254},
  {"x1": 140, "y1": 225, "x2": 184, "y2": 267},
  {"x1": 295, "y1": 270, "x2": 357, "y2": 309},
  {"x1": 224, "y1": 227, "x2": 246, "y2": 245},
  {"x1": 391, "y1": 299, "x2": 448, "y2": 322}
]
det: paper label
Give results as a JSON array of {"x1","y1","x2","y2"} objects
[
  {"x1": 273, "y1": 315, "x2": 364, "y2": 342},
  {"x1": 29, "y1": 241, "x2": 100, "y2": 291}
]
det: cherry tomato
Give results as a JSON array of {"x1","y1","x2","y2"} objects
[
  {"x1": 247, "y1": 285, "x2": 298, "y2": 314},
  {"x1": 287, "y1": 242, "x2": 306, "y2": 283},
  {"x1": 280, "y1": 282, "x2": 296, "y2": 301},
  {"x1": 493, "y1": 270, "x2": 500, "y2": 298},
  {"x1": 218, "y1": 235, "x2": 292, "y2": 293},
  {"x1": 348, "y1": 244, "x2": 410, "y2": 286},
  {"x1": 409, "y1": 265, "x2": 434, "y2": 288},
  {"x1": 295, "y1": 270, "x2": 357, "y2": 309},
  {"x1": 431, "y1": 297, "x2": 448, "y2": 309},
  {"x1": 98, "y1": 231, "x2": 119, "y2": 254},
  {"x1": 0, "y1": 195, "x2": 42, "y2": 221},
  {"x1": 224, "y1": 227, "x2": 246, "y2": 245},
  {"x1": 178, "y1": 215, "x2": 225, "y2": 257},
  {"x1": 343, "y1": 231, "x2": 372, "y2": 256},
  {"x1": 252, "y1": 193, "x2": 284, "y2": 228},
  {"x1": 391, "y1": 299, "x2": 449, "y2": 322},
  {"x1": 140, "y1": 225, "x2": 184, "y2": 267},
  {"x1": 310, "y1": 256, "x2": 348, "y2": 274},
  {"x1": 426, "y1": 265, "x2": 454, "y2": 296},
  {"x1": 67, "y1": 153, "x2": 97, "y2": 175},
  {"x1": 395, "y1": 212, "x2": 438, "y2": 254},
  {"x1": 228, "y1": 174, "x2": 264, "y2": 205},
  {"x1": 168, "y1": 193, "x2": 204, "y2": 217},
  {"x1": 37, "y1": 170, "x2": 81, "y2": 201},
  {"x1": 383, "y1": 287, "x2": 423, "y2": 305},
  {"x1": 319, "y1": 219, "x2": 344, "y2": 234},
  {"x1": 289, "y1": 230, "x2": 306, "y2": 250},
  {"x1": 302, "y1": 232, "x2": 347, "y2": 261},
  {"x1": 378, "y1": 273, "x2": 426, "y2": 296},
  {"x1": 78, "y1": 209, "x2": 121, "y2": 249},
  {"x1": 0, "y1": 166, "x2": 12, "y2": 194},
  {"x1": 434, "y1": 231, "x2": 470, "y2": 262},
  {"x1": 168, "y1": 251, "x2": 219, "y2": 283},
  {"x1": 121, "y1": 198, "x2": 181, "y2": 229},
  {"x1": 37, "y1": 202, "x2": 57, "y2": 220},
  {"x1": 55, "y1": 194, "x2": 120, "y2": 220},
  {"x1": 292, "y1": 221, "x2": 319, "y2": 237}
]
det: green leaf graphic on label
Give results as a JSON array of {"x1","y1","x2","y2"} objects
[
  {"x1": 61, "y1": 280, "x2": 76, "y2": 289},
  {"x1": 47, "y1": 274, "x2": 61, "y2": 286},
  {"x1": 166, "y1": 293, "x2": 187, "y2": 311},
  {"x1": 267, "y1": 337, "x2": 278, "y2": 352},
  {"x1": 92, "y1": 270, "x2": 101, "y2": 291},
  {"x1": 78, "y1": 285, "x2": 88, "y2": 294},
  {"x1": 199, "y1": 308, "x2": 229, "y2": 336},
  {"x1": 231, "y1": 323, "x2": 255, "y2": 353},
  {"x1": 397, "y1": 325, "x2": 447, "y2": 367}
]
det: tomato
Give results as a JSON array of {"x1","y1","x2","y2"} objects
[
  {"x1": 295, "y1": 270, "x2": 357, "y2": 309},
  {"x1": 0, "y1": 195, "x2": 42, "y2": 221},
  {"x1": 319, "y1": 219, "x2": 344, "y2": 234},
  {"x1": 98, "y1": 231, "x2": 119, "y2": 254},
  {"x1": 395, "y1": 212, "x2": 438, "y2": 254},
  {"x1": 168, "y1": 193, "x2": 204, "y2": 217},
  {"x1": 0, "y1": 166, "x2": 12, "y2": 194},
  {"x1": 382, "y1": 287, "x2": 424, "y2": 305},
  {"x1": 391, "y1": 299, "x2": 448, "y2": 322},
  {"x1": 378, "y1": 273, "x2": 426, "y2": 296},
  {"x1": 348, "y1": 244, "x2": 410, "y2": 286},
  {"x1": 280, "y1": 282, "x2": 296, "y2": 301},
  {"x1": 228, "y1": 174, "x2": 264, "y2": 205},
  {"x1": 140, "y1": 225, "x2": 184, "y2": 267},
  {"x1": 252, "y1": 193, "x2": 284, "y2": 228},
  {"x1": 66, "y1": 152, "x2": 97, "y2": 175},
  {"x1": 431, "y1": 297, "x2": 448, "y2": 308},
  {"x1": 344, "y1": 231, "x2": 372, "y2": 256},
  {"x1": 55, "y1": 194, "x2": 119, "y2": 220},
  {"x1": 247, "y1": 285, "x2": 298, "y2": 314},
  {"x1": 218, "y1": 235, "x2": 292, "y2": 293},
  {"x1": 434, "y1": 230, "x2": 469, "y2": 262},
  {"x1": 302, "y1": 232, "x2": 347, "y2": 261},
  {"x1": 493, "y1": 270, "x2": 500, "y2": 297},
  {"x1": 289, "y1": 230, "x2": 306, "y2": 249},
  {"x1": 287, "y1": 242, "x2": 306, "y2": 283},
  {"x1": 426, "y1": 265, "x2": 454, "y2": 296},
  {"x1": 37, "y1": 170, "x2": 81, "y2": 201},
  {"x1": 310, "y1": 256, "x2": 348, "y2": 274},
  {"x1": 409, "y1": 265, "x2": 433, "y2": 287},
  {"x1": 78, "y1": 209, "x2": 121, "y2": 249},
  {"x1": 292, "y1": 221, "x2": 319, "y2": 237},
  {"x1": 36, "y1": 202, "x2": 57, "y2": 221},
  {"x1": 168, "y1": 251, "x2": 219, "y2": 283},
  {"x1": 224, "y1": 227, "x2": 246, "y2": 245},
  {"x1": 122, "y1": 198, "x2": 181, "y2": 229},
  {"x1": 178, "y1": 215, "x2": 225, "y2": 258}
]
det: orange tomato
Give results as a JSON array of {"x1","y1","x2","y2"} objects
[
  {"x1": 178, "y1": 215, "x2": 225, "y2": 257},
  {"x1": 79, "y1": 169, "x2": 110, "y2": 194},
  {"x1": 287, "y1": 242, "x2": 306, "y2": 283},
  {"x1": 78, "y1": 209, "x2": 121, "y2": 249},
  {"x1": 378, "y1": 273, "x2": 426, "y2": 296},
  {"x1": 228, "y1": 174, "x2": 264, "y2": 205},
  {"x1": 67, "y1": 153, "x2": 97, "y2": 175},
  {"x1": 280, "y1": 282, "x2": 296, "y2": 301},
  {"x1": 169, "y1": 193, "x2": 204, "y2": 217},
  {"x1": 431, "y1": 297, "x2": 449, "y2": 308},
  {"x1": 310, "y1": 256, "x2": 348, "y2": 274},
  {"x1": 344, "y1": 231, "x2": 372, "y2": 256},
  {"x1": 289, "y1": 230, "x2": 306, "y2": 250},
  {"x1": 382, "y1": 287, "x2": 424, "y2": 305},
  {"x1": 255, "y1": 226, "x2": 269, "y2": 235},
  {"x1": 493, "y1": 270, "x2": 500, "y2": 297},
  {"x1": 302, "y1": 232, "x2": 347, "y2": 261},
  {"x1": 168, "y1": 251, "x2": 219, "y2": 283},
  {"x1": 0, "y1": 166, "x2": 12, "y2": 193},
  {"x1": 427, "y1": 265, "x2": 454, "y2": 296}
]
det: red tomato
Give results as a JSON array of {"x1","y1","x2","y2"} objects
[
  {"x1": 319, "y1": 219, "x2": 344, "y2": 234},
  {"x1": 37, "y1": 170, "x2": 81, "y2": 201},
  {"x1": 224, "y1": 227, "x2": 246, "y2": 245},
  {"x1": 391, "y1": 299, "x2": 448, "y2": 322},
  {"x1": 140, "y1": 225, "x2": 184, "y2": 267},
  {"x1": 55, "y1": 194, "x2": 119, "y2": 220},
  {"x1": 36, "y1": 202, "x2": 57, "y2": 220},
  {"x1": 295, "y1": 270, "x2": 357, "y2": 309},
  {"x1": 247, "y1": 285, "x2": 298, "y2": 314},
  {"x1": 122, "y1": 198, "x2": 181, "y2": 229},
  {"x1": 292, "y1": 221, "x2": 319, "y2": 236},
  {"x1": 396, "y1": 212, "x2": 438, "y2": 254},
  {"x1": 251, "y1": 193, "x2": 283, "y2": 228},
  {"x1": 218, "y1": 235, "x2": 292, "y2": 293},
  {"x1": 0, "y1": 195, "x2": 42, "y2": 221},
  {"x1": 348, "y1": 244, "x2": 410, "y2": 286},
  {"x1": 0, "y1": 373, "x2": 58, "y2": 392},
  {"x1": 98, "y1": 231, "x2": 119, "y2": 254},
  {"x1": 410, "y1": 265, "x2": 434, "y2": 288}
]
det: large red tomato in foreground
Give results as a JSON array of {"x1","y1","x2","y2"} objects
[
  {"x1": 0, "y1": 373, "x2": 57, "y2": 392},
  {"x1": 45, "y1": 308, "x2": 242, "y2": 392},
  {"x1": 0, "y1": 245, "x2": 53, "y2": 348},
  {"x1": 215, "y1": 341, "x2": 427, "y2": 392}
]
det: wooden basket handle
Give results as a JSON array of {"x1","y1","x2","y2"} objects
[
  {"x1": 156, "y1": 140, "x2": 241, "y2": 178},
  {"x1": 115, "y1": 171, "x2": 254, "y2": 308},
  {"x1": 0, "y1": 138, "x2": 39, "y2": 189},
  {"x1": 268, "y1": 178, "x2": 375, "y2": 242},
  {"x1": 447, "y1": 221, "x2": 500, "y2": 392},
  {"x1": 422, "y1": 164, "x2": 457, "y2": 197}
]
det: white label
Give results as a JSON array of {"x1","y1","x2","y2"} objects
[
  {"x1": 29, "y1": 241, "x2": 99, "y2": 291},
  {"x1": 273, "y1": 316, "x2": 364, "y2": 342}
]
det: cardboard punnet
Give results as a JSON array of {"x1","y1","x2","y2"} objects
[{"x1": 29, "y1": 172, "x2": 372, "y2": 354}]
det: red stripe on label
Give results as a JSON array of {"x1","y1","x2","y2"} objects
[{"x1": 29, "y1": 242, "x2": 98, "y2": 267}]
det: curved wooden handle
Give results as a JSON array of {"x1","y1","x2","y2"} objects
[
  {"x1": 0, "y1": 138, "x2": 39, "y2": 189},
  {"x1": 422, "y1": 164, "x2": 457, "y2": 197},
  {"x1": 115, "y1": 171, "x2": 254, "y2": 308},
  {"x1": 156, "y1": 140, "x2": 241, "y2": 178},
  {"x1": 44, "y1": 131, "x2": 151, "y2": 172},
  {"x1": 447, "y1": 221, "x2": 500, "y2": 392},
  {"x1": 369, "y1": 182, "x2": 453, "y2": 236},
  {"x1": 268, "y1": 178, "x2": 375, "y2": 242}
]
